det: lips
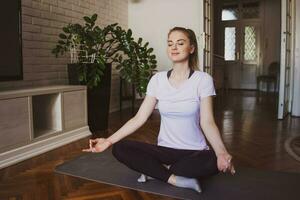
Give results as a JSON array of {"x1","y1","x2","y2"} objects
[{"x1": 171, "y1": 52, "x2": 180, "y2": 56}]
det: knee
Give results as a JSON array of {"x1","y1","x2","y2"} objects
[{"x1": 112, "y1": 140, "x2": 130, "y2": 160}]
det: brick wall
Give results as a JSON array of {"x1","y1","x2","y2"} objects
[{"x1": 0, "y1": 0, "x2": 128, "y2": 112}]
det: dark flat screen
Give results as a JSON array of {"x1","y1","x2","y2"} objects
[{"x1": 0, "y1": 0, "x2": 22, "y2": 81}]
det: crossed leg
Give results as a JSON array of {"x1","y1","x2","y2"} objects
[{"x1": 112, "y1": 140, "x2": 218, "y2": 192}]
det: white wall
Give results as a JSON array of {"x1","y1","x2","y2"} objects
[
  {"x1": 128, "y1": 0, "x2": 203, "y2": 71},
  {"x1": 292, "y1": 0, "x2": 300, "y2": 116}
]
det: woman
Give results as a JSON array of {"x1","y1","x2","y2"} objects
[{"x1": 83, "y1": 27, "x2": 235, "y2": 193}]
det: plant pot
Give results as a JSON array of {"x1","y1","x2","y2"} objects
[{"x1": 68, "y1": 63, "x2": 111, "y2": 132}]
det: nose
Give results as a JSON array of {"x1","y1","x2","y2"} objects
[{"x1": 171, "y1": 43, "x2": 177, "y2": 49}]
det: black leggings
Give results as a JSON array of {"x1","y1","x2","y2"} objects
[{"x1": 112, "y1": 140, "x2": 219, "y2": 182}]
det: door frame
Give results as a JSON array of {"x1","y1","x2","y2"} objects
[{"x1": 278, "y1": 0, "x2": 295, "y2": 119}]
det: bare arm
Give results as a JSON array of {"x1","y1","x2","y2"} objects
[
  {"x1": 83, "y1": 95, "x2": 157, "y2": 152},
  {"x1": 200, "y1": 96, "x2": 227, "y2": 155},
  {"x1": 200, "y1": 96, "x2": 235, "y2": 174}
]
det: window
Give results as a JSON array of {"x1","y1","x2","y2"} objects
[
  {"x1": 224, "y1": 27, "x2": 236, "y2": 61},
  {"x1": 222, "y1": 4, "x2": 238, "y2": 21},
  {"x1": 244, "y1": 26, "x2": 256, "y2": 61}
]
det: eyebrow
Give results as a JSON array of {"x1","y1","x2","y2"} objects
[{"x1": 167, "y1": 39, "x2": 186, "y2": 42}]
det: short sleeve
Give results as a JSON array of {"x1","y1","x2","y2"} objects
[
  {"x1": 198, "y1": 73, "x2": 216, "y2": 99},
  {"x1": 146, "y1": 73, "x2": 158, "y2": 98}
]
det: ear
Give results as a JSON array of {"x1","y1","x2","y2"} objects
[{"x1": 190, "y1": 45, "x2": 195, "y2": 54}]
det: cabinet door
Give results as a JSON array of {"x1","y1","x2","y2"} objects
[
  {"x1": 63, "y1": 90, "x2": 87, "y2": 130},
  {"x1": 0, "y1": 97, "x2": 30, "y2": 152}
]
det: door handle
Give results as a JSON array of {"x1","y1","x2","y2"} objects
[{"x1": 236, "y1": 52, "x2": 240, "y2": 60}]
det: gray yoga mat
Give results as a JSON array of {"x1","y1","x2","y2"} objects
[{"x1": 55, "y1": 148, "x2": 300, "y2": 200}]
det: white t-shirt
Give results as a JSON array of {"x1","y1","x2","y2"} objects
[{"x1": 146, "y1": 70, "x2": 216, "y2": 150}]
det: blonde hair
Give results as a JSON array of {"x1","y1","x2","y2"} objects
[{"x1": 168, "y1": 27, "x2": 199, "y2": 70}]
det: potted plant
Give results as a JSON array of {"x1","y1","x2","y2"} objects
[{"x1": 52, "y1": 14, "x2": 157, "y2": 132}]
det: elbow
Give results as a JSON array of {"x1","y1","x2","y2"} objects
[{"x1": 200, "y1": 120, "x2": 216, "y2": 131}]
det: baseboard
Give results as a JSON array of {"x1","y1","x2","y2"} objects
[{"x1": 0, "y1": 126, "x2": 91, "y2": 169}]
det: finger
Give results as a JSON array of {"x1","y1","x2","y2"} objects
[
  {"x1": 89, "y1": 139, "x2": 97, "y2": 147},
  {"x1": 221, "y1": 165, "x2": 227, "y2": 172},
  {"x1": 90, "y1": 140, "x2": 99, "y2": 148},
  {"x1": 89, "y1": 140, "x2": 93, "y2": 149},
  {"x1": 225, "y1": 165, "x2": 230, "y2": 173},
  {"x1": 82, "y1": 148, "x2": 92, "y2": 152},
  {"x1": 218, "y1": 163, "x2": 226, "y2": 172},
  {"x1": 225, "y1": 162, "x2": 232, "y2": 172},
  {"x1": 227, "y1": 158, "x2": 232, "y2": 163},
  {"x1": 90, "y1": 148, "x2": 98, "y2": 153},
  {"x1": 225, "y1": 163, "x2": 234, "y2": 174},
  {"x1": 231, "y1": 165, "x2": 236, "y2": 175},
  {"x1": 90, "y1": 138, "x2": 100, "y2": 143},
  {"x1": 90, "y1": 139, "x2": 98, "y2": 144}
]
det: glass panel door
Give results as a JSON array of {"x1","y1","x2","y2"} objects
[
  {"x1": 223, "y1": 24, "x2": 241, "y2": 89},
  {"x1": 240, "y1": 23, "x2": 259, "y2": 89}
]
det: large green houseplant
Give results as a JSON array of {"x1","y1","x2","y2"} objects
[{"x1": 52, "y1": 14, "x2": 157, "y2": 131}]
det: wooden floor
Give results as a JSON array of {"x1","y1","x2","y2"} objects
[{"x1": 1, "y1": 90, "x2": 300, "y2": 200}]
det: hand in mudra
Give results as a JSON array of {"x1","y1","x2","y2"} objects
[
  {"x1": 82, "y1": 138, "x2": 112, "y2": 153},
  {"x1": 217, "y1": 152, "x2": 235, "y2": 175}
]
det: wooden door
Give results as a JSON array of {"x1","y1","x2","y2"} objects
[{"x1": 240, "y1": 22, "x2": 260, "y2": 89}]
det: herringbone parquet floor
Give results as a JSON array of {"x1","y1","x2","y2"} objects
[{"x1": 1, "y1": 90, "x2": 300, "y2": 200}]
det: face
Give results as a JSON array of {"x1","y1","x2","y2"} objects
[{"x1": 167, "y1": 31, "x2": 195, "y2": 63}]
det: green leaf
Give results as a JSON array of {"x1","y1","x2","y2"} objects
[
  {"x1": 150, "y1": 55, "x2": 156, "y2": 59},
  {"x1": 63, "y1": 27, "x2": 70, "y2": 33},
  {"x1": 59, "y1": 33, "x2": 67, "y2": 39},
  {"x1": 138, "y1": 38, "x2": 142, "y2": 45},
  {"x1": 83, "y1": 16, "x2": 91, "y2": 23},
  {"x1": 144, "y1": 71, "x2": 150, "y2": 77},
  {"x1": 58, "y1": 40, "x2": 65, "y2": 45},
  {"x1": 127, "y1": 29, "x2": 132, "y2": 37},
  {"x1": 94, "y1": 26, "x2": 102, "y2": 33},
  {"x1": 91, "y1": 14, "x2": 97, "y2": 22},
  {"x1": 147, "y1": 48, "x2": 153, "y2": 53},
  {"x1": 74, "y1": 23, "x2": 82, "y2": 30}
]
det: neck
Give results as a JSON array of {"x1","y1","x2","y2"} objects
[{"x1": 172, "y1": 61, "x2": 190, "y2": 78}]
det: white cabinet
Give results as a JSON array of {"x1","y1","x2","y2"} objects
[
  {"x1": 0, "y1": 97, "x2": 31, "y2": 152},
  {"x1": 63, "y1": 90, "x2": 87, "y2": 130},
  {"x1": 0, "y1": 85, "x2": 91, "y2": 169}
]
